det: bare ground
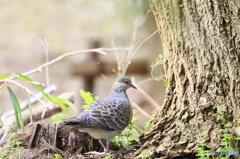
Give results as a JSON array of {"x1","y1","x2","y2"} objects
[{"x1": 0, "y1": 122, "x2": 136, "y2": 159}]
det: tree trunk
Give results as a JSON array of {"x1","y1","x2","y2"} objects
[{"x1": 134, "y1": 0, "x2": 240, "y2": 158}]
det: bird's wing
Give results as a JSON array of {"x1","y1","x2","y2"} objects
[{"x1": 63, "y1": 97, "x2": 132, "y2": 130}]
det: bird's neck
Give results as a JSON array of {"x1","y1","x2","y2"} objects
[{"x1": 111, "y1": 86, "x2": 126, "y2": 95}]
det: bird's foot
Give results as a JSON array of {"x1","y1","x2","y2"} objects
[{"x1": 104, "y1": 148, "x2": 109, "y2": 153}]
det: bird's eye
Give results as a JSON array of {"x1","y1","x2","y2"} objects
[{"x1": 124, "y1": 80, "x2": 128, "y2": 84}]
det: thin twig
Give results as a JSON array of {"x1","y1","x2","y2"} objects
[
  {"x1": 0, "y1": 47, "x2": 133, "y2": 83},
  {"x1": 129, "y1": 10, "x2": 152, "y2": 50},
  {"x1": 123, "y1": 29, "x2": 159, "y2": 76},
  {"x1": 131, "y1": 29, "x2": 159, "y2": 61},
  {"x1": 137, "y1": 77, "x2": 156, "y2": 86},
  {"x1": 2, "y1": 79, "x2": 49, "y2": 108},
  {"x1": 132, "y1": 78, "x2": 161, "y2": 108},
  {"x1": 122, "y1": 9, "x2": 158, "y2": 75},
  {"x1": 23, "y1": 47, "x2": 132, "y2": 77},
  {"x1": 34, "y1": 35, "x2": 50, "y2": 88},
  {"x1": 0, "y1": 73, "x2": 15, "y2": 93},
  {"x1": 132, "y1": 102, "x2": 152, "y2": 119},
  {"x1": 137, "y1": 10, "x2": 151, "y2": 28},
  {"x1": 41, "y1": 38, "x2": 50, "y2": 88},
  {"x1": 111, "y1": 37, "x2": 121, "y2": 76}
]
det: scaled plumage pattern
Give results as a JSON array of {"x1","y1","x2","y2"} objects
[{"x1": 62, "y1": 76, "x2": 136, "y2": 152}]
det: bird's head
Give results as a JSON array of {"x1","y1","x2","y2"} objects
[{"x1": 114, "y1": 76, "x2": 137, "y2": 92}]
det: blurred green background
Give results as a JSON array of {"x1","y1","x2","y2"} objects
[
  {"x1": 0, "y1": 0, "x2": 149, "y2": 56},
  {"x1": 0, "y1": 0, "x2": 164, "y2": 122}
]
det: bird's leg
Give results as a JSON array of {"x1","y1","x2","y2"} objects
[
  {"x1": 98, "y1": 139, "x2": 108, "y2": 152},
  {"x1": 105, "y1": 139, "x2": 110, "y2": 152}
]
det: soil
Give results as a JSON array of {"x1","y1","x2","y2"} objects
[{"x1": 0, "y1": 122, "x2": 135, "y2": 159}]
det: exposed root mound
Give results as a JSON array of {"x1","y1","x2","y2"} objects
[{"x1": 0, "y1": 122, "x2": 133, "y2": 158}]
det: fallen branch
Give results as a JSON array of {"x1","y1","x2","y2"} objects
[
  {"x1": 0, "y1": 92, "x2": 74, "y2": 144},
  {"x1": 1, "y1": 84, "x2": 57, "y2": 122}
]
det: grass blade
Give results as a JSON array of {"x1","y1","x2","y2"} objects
[
  {"x1": 17, "y1": 76, "x2": 33, "y2": 123},
  {"x1": 0, "y1": 101, "x2": 3, "y2": 126},
  {"x1": 7, "y1": 86, "x2": 24, "y2": 129},
  {"x1": 22, "y1": 84, "x2": 33, "y2": 123},
  {"x1": 0, "y1": 73, "x2": 11, "y2": 80},
  {"x1": 7, "y1": 87, "x2": 20, "y2": 127},
  {"x1": 15, "y1": 73, "x2": 52, "y2": 102}
]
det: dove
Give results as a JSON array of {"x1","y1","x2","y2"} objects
[{"x1": 62, "y1": 76, "x2": 136, "y2": 152}]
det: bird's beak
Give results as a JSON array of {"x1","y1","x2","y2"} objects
[{"x1": 131, "y1": 84, "x2": 137, "y2": 89}]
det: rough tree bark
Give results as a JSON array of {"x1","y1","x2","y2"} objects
[{"x1": 134, "y1": 0, "x2": 240, "y2": 158}]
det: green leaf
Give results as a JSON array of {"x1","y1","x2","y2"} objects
[
  {"x1": 15, "y1": 73, "x2": 33, "y2": 82},
  {"x1": 23, "y1": 85, "x2": 33, "y2": 123},
  {"x1": 51, "y1": 113, "x2": 69, "y2": 122},
  {"x1": 48, "y1": 96, "x2": 69, "y2": 113},
  {"x1": 155, "y1": 61, "x2": 164, "y2": 65},
  {"x1": 236, "y1": 118, "x2": 240, "y2": 123},
  {"x1": 7, "y1": 86, "x2": 24, "y2": 129},
  {"x1": 79, "y1": 89, "x2": 94, "y2": 104},
  {"x1": 158, "y1": 54, "x2": 163, "y2": 58},
  {"x1": 53, "y1": 97, "x2": 76, "y2": 110},
  {"x1": 144, "y1": 120, "x2": 152, "y2": 128},
  {"x1": 79, "y1": 89, "x2": 98, "y2": 110},
  {"x1": 163, "y1": 81, "x2": 169, "y2": 88},
  {"x1": 0, "y1": 73, "x2": 11, "y2": 80},
  {"x1": 47, "y1": 96, "x2": 76, "y2": 114},
  {"x1": 15, "y1": 73, "x2": 52, "y2": 102}
]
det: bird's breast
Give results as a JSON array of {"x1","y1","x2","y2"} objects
[{"x1": 80, "y1": 128, "x2": 122, "y2": 140}]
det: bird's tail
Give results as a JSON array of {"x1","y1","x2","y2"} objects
[{"x1": 62, "y1": 118, "x2": 81, "y2": 128}]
